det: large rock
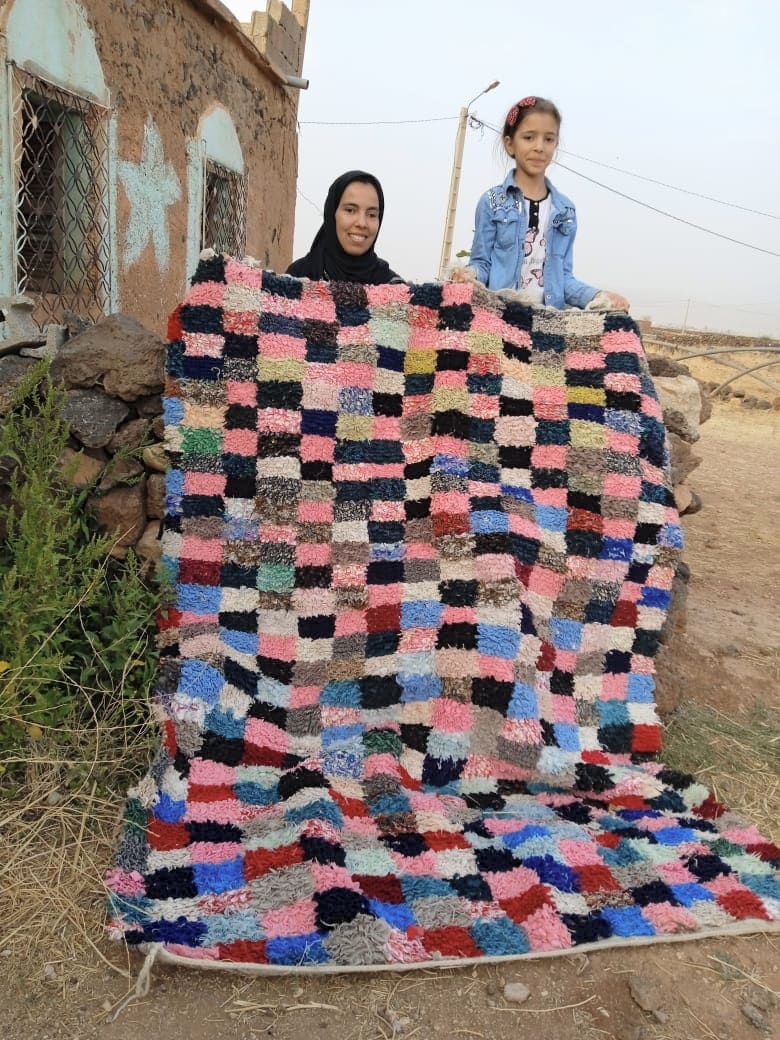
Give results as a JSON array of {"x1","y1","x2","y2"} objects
[
  {"x1": 673, "y1": 482, "x2": 693, "y2": 515},
  {"x1": 20, "y1": 324, "x2": 67, "y2": 360},
  {"x1": 136, "y1": 394, "x2": 163, "y2": 418},
  {"x1": 655, "y1": 375, "x2": 703, "y2": 442},
  {"x1": 136, "y1": 520, "x2": 162, "y2": 567},
  {"x1": 672, "y1": 482, "x2": 703, "y2": 517},
  {"x1": 58, "y1": 446, "x2": 105, "y2": 489},
  {"x1": 659, "y1": 560, "x2": 689, "y2": 649},
  {"x1": 699, "y1": 388, "x2": 713, "y2": 424},
  {"x1": 89, "y1": 483, "x2": 146, "y2": 548},
  {"x1": 98, "y1": 455, "x2": 145, "y2": 491},
  {"x1": 142, "y1": 443, "x2": 168, "y2": 473},
  {"x1": 667, "y1": 431, "x2": 701, "y2": 485},
  {"x1": 0, "y1": 295, "x2": 45, "y2": 355},
  {"x1": 0, "y1": 354, "x2": 37, "y2": 415},
  {"x1": 108, "y1": 418, "x2": 150, "y2": 453},
  {"x1": 62, "y1": 389, "x2": 129, "y2": 449},
  {"x1": 51, "y1": 313, "x2": 165, "y2": 402},
  {"x1": 146, "y1": 473, "x2": 166, "y2": 519},
  {"x1": 647, "y1": 354, "x2": 690, "y2": 378},
  {"x1": 664, "y1": 407, "x2": 698, "y2": 443}
]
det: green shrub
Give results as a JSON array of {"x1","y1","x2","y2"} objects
[{"x1": 0, "y1": 364, "x2": 160, "y2": 778}]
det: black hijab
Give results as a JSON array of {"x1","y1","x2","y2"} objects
[{"x1": 286, "y1": 170, "x2": 400, "y2": 284}]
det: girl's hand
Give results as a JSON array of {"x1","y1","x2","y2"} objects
[{"x1": 589, "y1": 290, "x2": 630, "y2": 312}]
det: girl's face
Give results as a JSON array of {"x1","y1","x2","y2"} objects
[
  {"x1": 335, "y1": 182, "x2": 381, "y2": 255},
  {"x1": 504, "y1": 112, "x2": 559, "y2": 180}
]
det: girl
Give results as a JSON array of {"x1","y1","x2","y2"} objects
[
  {"x1": 464, "y1": 96, "x2": 629, "y2": 310},
  {"x1": 287, "y1": 170, "x2": 402, "y2": 284}
]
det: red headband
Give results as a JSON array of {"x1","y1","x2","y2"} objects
[{"x1": 505, "y1": 96, "x2": 537, "y2": 128}]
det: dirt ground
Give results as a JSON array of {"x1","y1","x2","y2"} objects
[{"x1": 1, "y1": 398, "x2": 778, "y2": 1040}]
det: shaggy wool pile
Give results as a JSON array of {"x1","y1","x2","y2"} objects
[{"x1": 106, "y1": 256, "x2": 780, "y2": 973}]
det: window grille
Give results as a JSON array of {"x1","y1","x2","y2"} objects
[
  {"x1": 10, "y1": 65, "x2": 111, "y2": 325},
  {"x1": 202, "y1": 157, "x2": 247, "y2": 258}
]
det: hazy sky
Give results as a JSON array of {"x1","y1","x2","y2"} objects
[{"x1": 225, "y1": 1, "x2": 779, "y2": 336}]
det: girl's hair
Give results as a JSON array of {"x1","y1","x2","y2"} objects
[{"x1": 502, "y1": 96, "x2": 562, "y2": 138}]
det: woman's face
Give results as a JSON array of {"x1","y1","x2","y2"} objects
[{"x1": 334, "y1": 181, "x2": 381, "y2": 255}]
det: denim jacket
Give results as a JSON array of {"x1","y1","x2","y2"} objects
[{"x1": 469, "y1": 170, "x2": 598, "y2": 309}]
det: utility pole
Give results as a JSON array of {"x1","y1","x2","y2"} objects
[{"x1": 438, "y1": 81, "x2": 499, "y2": 280}]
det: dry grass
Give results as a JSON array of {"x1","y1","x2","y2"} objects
[
  {"x1": 0, "y1": 698, "x2": 155, "y2": 991},
  {"x1": 0, "y1": 526, "x2": 159, "y2": 994},
  {"x1": 663, "y1": 697, "x2": 780, "y2": 841}
]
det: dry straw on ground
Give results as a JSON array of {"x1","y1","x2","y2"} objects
[
  {"x1": 663, "y1": 694, "x2": 780, "y2": 843},
  {"x1": 0, "y1": 670, "x2": 156, "y2": 993}
]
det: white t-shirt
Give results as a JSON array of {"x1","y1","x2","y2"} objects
[{"x1": 518, "y1": 195, "x2": 552, "y2": 305}]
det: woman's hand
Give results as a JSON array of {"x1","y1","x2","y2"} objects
[{"x1": 448, "y1": 265, "x2": 479, "y2": 284}]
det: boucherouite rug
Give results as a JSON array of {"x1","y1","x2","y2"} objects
[{"x1": 106, "y1": 254, "x2": 780, "y2": 977}]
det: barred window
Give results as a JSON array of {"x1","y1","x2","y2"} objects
[
  {"x1": 202, "y1": 158, "x2": 248, "y2": 258},
  {"x1": 11, "y1": 66, "x2": 110, "y2": 325}
]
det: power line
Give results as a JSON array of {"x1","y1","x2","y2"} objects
[
  {"x1": 552, "y1": 160, "x2": 780, "y2": 258},
  {"x1": 632, "y1": 298, "x2": 780, "y2": 320},
  {"x1": 558, "y1": 149, "x2": 780, "y2": 220},
  {"x1": 677, "y1": 298, "x2": 780, "y2": 315},
  {"x1": 298, "y1": 115, "x2": 458, "y2": 126},
  {"x1": 296, "y1": 186, "x2": 322, "y2": 215},
  {"x1": 298, "y1": 113, "x2": 778, "y2": 220}
]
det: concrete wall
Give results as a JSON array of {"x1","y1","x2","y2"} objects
[{"x1": 0, "y1": 0, "x2": 305, "y2": 333}]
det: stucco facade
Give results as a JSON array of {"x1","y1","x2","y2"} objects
[{"x1": 0, "y1": 0, "x2": 308, "y2": 333}]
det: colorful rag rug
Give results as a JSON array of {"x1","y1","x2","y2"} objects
[{"x1": 106, "y1": 255, "x2": 780, "y2": 973}]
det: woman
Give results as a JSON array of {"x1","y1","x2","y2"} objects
[{"x1": 287, "y1": 170, "x2": 401, "y2": 284}]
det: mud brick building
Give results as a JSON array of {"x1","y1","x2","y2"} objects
[{"x1": 0, "y1": 0, "x2": 309, "y2": 333}]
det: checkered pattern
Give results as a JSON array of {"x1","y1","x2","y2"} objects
[{"x1": 106, "y1": 256, "x2": 780, "y2": 968}]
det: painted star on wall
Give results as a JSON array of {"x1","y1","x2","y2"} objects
[{"x1": 117, "y1": 116, "x2": 182, "y2": 272}]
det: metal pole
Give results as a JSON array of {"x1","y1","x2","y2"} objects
[
  {"x1": 439, "y1": 106, "x2": 469, "y2": 279},
  {"x1": 714, "y1": 359, "x2": 780, "y2": 394},
  {"x1": 438, "y1": 81, "x2": 499, "y2": 280}
]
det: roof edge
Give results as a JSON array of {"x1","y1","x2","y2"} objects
[{"x1": 185, "y1": 0, "x2": 289, "y2": 86}]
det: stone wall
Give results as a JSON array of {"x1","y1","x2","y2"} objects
[
  {"x1": 649, "y1": 327, "x2": 779, "y2": 353},
  {"x1": 647, "y1": 353, "x2": 711, "y2": 518},
  {"x1": 0, "y1": 311, "x2": 167, "y2": 565},
  {"x1": 646, "y1": 350, "x2": 714, "y2": 713}
]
